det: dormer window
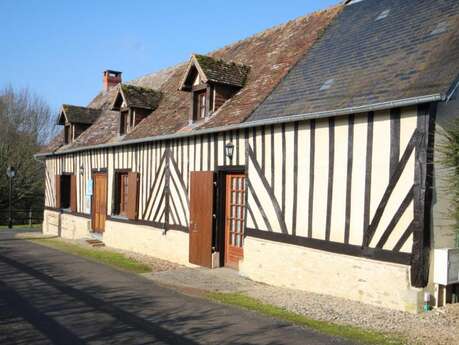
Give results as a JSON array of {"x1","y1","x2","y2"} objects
[
  {"x1": 195, "y1": 90, "x2": 207, "y2": 120},
  {"x1": 179, "y1": 54, "x2": 250, "y2": 124},
  {"x1": 120, "y1": 110, "x2": 129, "y2": 136},
  {"x1": 112, "y1": 84, "x2": 161, "y2": 136},
  {"x1": 64, "y1": 124, "x2": 71, "y2": 144},
  {"x1": 58, "y1": 105, "x2": 102, "y2": 145}
]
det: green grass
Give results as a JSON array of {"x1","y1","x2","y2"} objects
[
  {"x1": 207, "y1": 292, "x2": 406, "y2": 345},
  {"x1": 29, "y1": 238, "x2": 152, "y2": 274}
]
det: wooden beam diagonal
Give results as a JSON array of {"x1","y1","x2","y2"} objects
[
  {"x1": 247, "y1": 145, "x2": 288, "y2": 234},
  {"x1": 375, "y1": 186, "x2": 414, "y2": 249},
  {"x1": 246, "y1": 179, "x2": 273, "y2": 233},
  {"x1": 141, "y1": 150, "x2": 167, "y2": 219},
  {"x1": 365, "y1": 129, "x2": 421, "y2": 246}
]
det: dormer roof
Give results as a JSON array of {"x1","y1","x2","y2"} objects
[
  {"x1": 112, "y1": 84, "x2": 162, "y2": 110},
  {"x1": 57, "y1": 105, "x2": 102, "y2": 125},
  {"x1": 179, "y1": 54, "x2": 250, "y2": 91}
]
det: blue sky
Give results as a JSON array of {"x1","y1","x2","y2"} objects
[{"x1": 1, "y1": 0, "x2": 337, "y2": 111}]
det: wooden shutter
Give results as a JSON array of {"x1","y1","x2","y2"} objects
[
  {"x1": 189, "y1": 171, "x2": 215, "y2": 268},
  {"x1": 55, "y1": 175, "x2": 61, "y2": 209},
  {"x1": 126, "y1": 172, "x2": 139, "y2": 220},
  {"x1": 70, "y1": 174, "x2": 77, "y2": 213}
]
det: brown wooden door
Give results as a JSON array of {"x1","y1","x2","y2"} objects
[
  {"x1": 92, "y1": 172, "x2": 107, "y2": 233},
  {"x1": 225, "y1": 174, "x2": 246, "y2": 269},
  {"x1": 189, "y1": 171, "x2": 214, "y2": 268}
]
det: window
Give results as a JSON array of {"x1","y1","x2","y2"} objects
[
  {"x1": 120, "y1": 111, "x2": 129, "y2": 135},
  {"x1": 114, "y1": 172, "x2": 129, "y2": 216},
  {"x1": 64, "y1": 125, "x2": 71, "y2": 144},
  {"x1": 55, "y1": 174, "x2": 76, "y2": 211},
  {"x1": 320, "y1": 79, "x2": 335, "y2": 91},
  {"x1": 376, "y1": 9, "x2": 390, "y2": 21},
  {"x1": 194, "y1": 90, "x2": 207, "y2": 121},
  {"x1": 113, "y1": 171, "x2": 139, "y2": 219},
  {"x1": 60, "y1": 175, "x2": 71, "y2": 209}
]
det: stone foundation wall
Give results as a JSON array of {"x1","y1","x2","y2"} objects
[
  {"x1": 43, "y1": 210, "x2": 91, "y2": 239},
  {"x1": 103, "y1": 220, "x2": 191, "y2": 266},
  {"x1": 42, "y1": 210, "x2": 191, "y2": 266},
  {"x1": 239, "y1": 236, "x2": 423, "y2": 313}
]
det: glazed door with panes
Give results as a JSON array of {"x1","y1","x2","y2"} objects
[
  {"x1": 92, "y1": 172, "x2": 107, "y2": 233},
  {"x1": 224, "y1": 174, "x2": 246, "y2": 269}
]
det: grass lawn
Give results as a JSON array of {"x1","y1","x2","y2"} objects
[
  {"x1": 29, "y1": 238, "x2": 152, "y2": 274},
  {"x1": 207, "y1": 292, "x2": 406, "y2": 345}
]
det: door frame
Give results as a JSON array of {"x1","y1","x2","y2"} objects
[
  {"x1": 91, "y1": 168, "x2": 108, "y2": 233},
  {"x1": 215, "y1": 165, "x2": 246, "y2": 267}
]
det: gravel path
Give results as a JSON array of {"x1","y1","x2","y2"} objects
[
  {"x1": 146, "y1": 264, "x2": 459, "y2": 345},
  {"x1": 251, "y1": 286, "x2": 459, "y2": 345},
  {"x1": 10, "y1": 230, "x2": 457, "y2": 345}
]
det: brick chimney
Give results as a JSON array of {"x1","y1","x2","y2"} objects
[{"x1": 103, "y1": 70, "x2": 122, "y2": 91}]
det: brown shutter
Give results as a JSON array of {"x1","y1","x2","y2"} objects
[
  {"x1": 70, "y1": 174, "x2": 77, "y2": 213},
  {"x1": 55, "y1": 175, "x2": 61, "y2": 209},
  {"x1": 127, "y1": 172, "x2": 139, "y2": 220},
  {"x1": 189, "y1": 171, "x2": 215, "y2": 268}
]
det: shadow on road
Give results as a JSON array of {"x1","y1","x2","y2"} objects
[{"x1": 0, "y1": 241, "x2": 310, "y2": 345}]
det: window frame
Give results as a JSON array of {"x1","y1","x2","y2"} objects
[
  {"x1": 59, "y1": 173, "x2": 72, "y2": 209},
  {"x1": 193, "y1": 89, "x2": 207, "y2": 121},
  {"x1": 120, "y1": 110, "x2": 129, "y2": 136},
  {"x1": 64, "y1": 124, "x2": 72, "y2": 144},
  {"x1": 113, "y1": 170, "x2": 130, "y2": 217}
]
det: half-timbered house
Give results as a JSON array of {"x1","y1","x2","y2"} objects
[{"x1": 37, "y1": 0, "x2": 459, "y2": 312}]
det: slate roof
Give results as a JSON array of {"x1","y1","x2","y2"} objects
[
  {"x1": 180, "y1": 54, "x2": 250, "y2": 90},
  {"x1": 249, "y1": 0, "x2": 459, "y2": 121},
  {"x1": 59, "y1": 105, "x2": 102, "y2": 125},
  {"x1": 116, "y1": 84, "x2": 161, "y2": 110}
]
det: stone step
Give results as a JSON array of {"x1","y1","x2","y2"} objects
[{"x1": 86, "y1": 239, "x2": 105, "y2": 247}]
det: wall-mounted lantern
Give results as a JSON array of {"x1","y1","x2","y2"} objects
[
  {"x1": 79, "y1": 165, "x2": 84, "y2": 176},
  {"x1": 225, "y1": 142, "x2": 234, "y2": 160}
]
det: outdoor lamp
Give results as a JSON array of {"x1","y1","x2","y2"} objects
[
  {"x1": 6, "y1": 166, "x2": 16, "y2": 178},
  {"x1": 80, "y1": 165, "x2": 84, "y2": 176},
  {"x1": 225, "y1": 142, "x2": 234, "y2": 160}
]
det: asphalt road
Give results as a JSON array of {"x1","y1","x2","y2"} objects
[{"x1": 0, "y1": 238, "x2": 356, "y2": 345}]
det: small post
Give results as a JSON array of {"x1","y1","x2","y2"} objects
[
  {"x1": 28, "y1": 207, "x2": 32, "y2": 228},
  {"x1": 6, "y1": 167, "x2": 16, "y2": 229},
  {"x1": 8, "y1": 176, "x2": 12, "y2": 229}
]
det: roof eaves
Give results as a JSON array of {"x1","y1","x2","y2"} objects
[
  {"x1": 178, "y1": 54, "x2": 209, "y2": 91},
  {"x1": 36, "y1": 93, "x2": 443, "y2": 158}
]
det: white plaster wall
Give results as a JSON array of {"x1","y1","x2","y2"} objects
[{"x1": 240, "y1": 236, "x2": 423, "y2": 313}]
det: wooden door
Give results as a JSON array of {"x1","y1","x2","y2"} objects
[
  {"x1": 92, "y1": 172, "x2": 107, "y2": 233},
  {"x1": 225, "y1": 174, "x2": 246, "y2": 269},
  {"x1": 189, "y1": 171, "x2": 214, "y2": 268}
]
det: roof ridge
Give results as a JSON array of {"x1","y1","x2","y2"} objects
[
  {"x1": 127, "y1": 6, "x2": 339, "y2": 88},
  {"x1": 206, "y1": 5, "x2": 339, "y2": 58}
]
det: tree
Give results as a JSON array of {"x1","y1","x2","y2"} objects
[
  {"x1": 437, "y1": 117, "x2": 459, "y2": 247},
  {"x1": 0, "y1": 85, "x2": 57, "y2": 224}
]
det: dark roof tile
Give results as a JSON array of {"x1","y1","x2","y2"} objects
[{"x1": 249, "y1": 0, "x2": 459, "y2": 121}]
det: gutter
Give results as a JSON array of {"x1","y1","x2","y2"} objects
[{"x1": 35, "y1": 93, "x2": 444, "y2": 158}]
